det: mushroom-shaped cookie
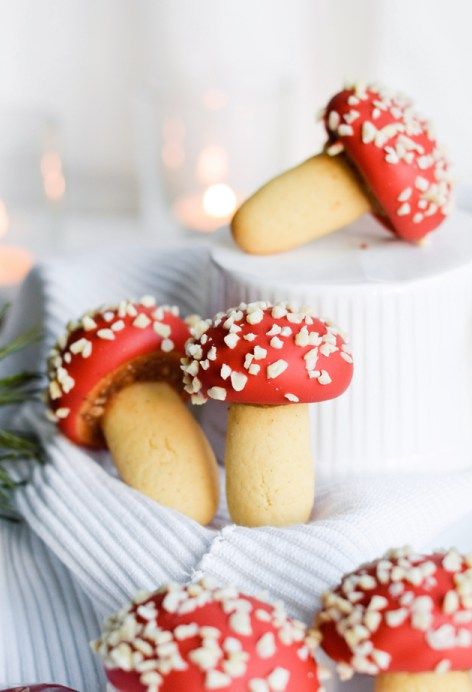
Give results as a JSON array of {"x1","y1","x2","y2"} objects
[
  {"x1": 47, "y1": 297, "x2": 219, "y2": 525},
  {"x1": 232, "y1": 82, "x2": 452, "y2": 254},
  {"x1": 317, "y1": 547, "x2": 472, "y2": 692},
  {"x1": 181, "y1": 301, "x2": 353, "y2": 527},
  {"x1": 92, "y1": 578, "x2": 322, "y2": 691}
]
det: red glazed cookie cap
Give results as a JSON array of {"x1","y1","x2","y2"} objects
[
  {"x1": 47, "y1": 297, "x2": 191, "y2": 447},
  {"x1": 317, "y1": 547, "x2": 472, "y2": 680},
  {"x1": 181, "y1": 302, "x2": 353, "y2": 405},
  {"x1": 91, "y1": 578, "x2": 321, "y2": 691},
  {"x1": 324, "y1": 82, "x2": 453, "y2": 242}
]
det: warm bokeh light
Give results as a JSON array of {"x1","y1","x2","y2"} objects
[
  {"x1": 162, "y1": 116, "x2": 186, "y2": 141},
  {"x1": 202, "y1": 88, "x2": 228, "y2": 111},
  {"x1": 0, "y1": 246, "x2": 33, "y2": 286},
  {"x1": 161, "y1": 116, "x2": 186, "y2": 169},
  {"x1": 161, "y1": 141, "x2": 185, "y2": 169},
  {"x1": 196, "y1": 145, "x2": 228, "y2": 185},
  {"x1": 41, "y1": 150, "x2": 66, "y2": 201},
  {"x1": 202, "y1": 183, "x2": 237, "y2": 219},
  {"x1": 0, "y1": 200, "x2": 10, "y2": 238},
  {"x1": 173, "y1": 184, "x2": 238, "y2": 233}
]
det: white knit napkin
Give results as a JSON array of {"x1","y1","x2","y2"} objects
[{"x1": 2, "y1": 243, "x2": 472, "y2": 689}]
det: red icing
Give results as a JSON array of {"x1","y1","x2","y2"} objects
[
  {"x1": 182, "y1": 304, "x2": 353, "y2": 405},
  {"x1": 324, "y1": 84, "x2": 452, "y2": 242},
  {"x1": 47, "y1": 302, "x2": 190, "y2": 447},
  {"x1": 319, "y1": 550, "x2": 472, "y2": 674},
  {"x1": 99, "y1": 585, "x2": 319, "y2": 691}
]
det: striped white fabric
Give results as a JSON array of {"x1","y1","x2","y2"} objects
[
  {"x1": 0, "y1": 521, "x2": 104, "y2": 689},
  {"x1": 1, "y1": 244, "x2": 472, "y2": 691}
]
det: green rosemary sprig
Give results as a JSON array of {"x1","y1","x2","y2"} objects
[
  {"x1": 0, "y1": 306, "x2": 42, "y2": 520},
  {"x1": 0, "y1": 371, "x2": 41, "y2": 406},
  {"x1": 0, "y1": 325, "x2": 41, "y2": 361}
]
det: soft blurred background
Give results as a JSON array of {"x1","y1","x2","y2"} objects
[{"x1": 0, "y1": 0, "x2": 470, "y2": 290}]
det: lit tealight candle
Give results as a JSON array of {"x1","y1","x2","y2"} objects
[
  {"x1": 173, "y1": 183, "x2": 238, "y2": 232},
  {"x1": 203, "y1": 183, "x2": 237, "y2": 219}
]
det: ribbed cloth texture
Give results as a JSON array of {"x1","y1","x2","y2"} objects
[
  {"x1": 1, "y1": 244, "x2": 472, "y2": 691},
  {"x1": 0, "y1": 521, "x2": 104, "y2": 689}
]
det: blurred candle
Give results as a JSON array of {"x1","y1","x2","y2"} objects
[
  {"x1": 0, "y1": 201, "x2": 10, "y2": 238},
  {"x1": 0, "y1": 245, "x2": 33, "y2": 286},
  {"x1": 41, "y1": 150, "x2": 65, "y2": 202},
  {"x1": 0, "y1": 200, "x2": 33, "y2": 286},
  {"x1": 203, "y1": 183, "x2": 237, "y2": 218},
  {"x1": 197, "y1": 146, "x2": 228, "y2": 185},
  {"x1": 172, "y1": 137, "x2": 238, "y2": 232},
  {"x1": 173, "y1": 183, "x2": 237, "y2": 232}
]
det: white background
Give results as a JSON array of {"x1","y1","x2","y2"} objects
[{"x1": 0, "y1": 0, "x2": 470, "y2": 213}]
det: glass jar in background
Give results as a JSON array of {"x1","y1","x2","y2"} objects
[
  {"x1": 0, "y1": 110, "x2": 65, "y2": 296},
  {"x1": 134, "y1": 78, "x2": 294, "y2": 245}
]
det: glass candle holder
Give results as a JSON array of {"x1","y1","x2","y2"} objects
[
  {"x1": 0, "y1": 109, "x2": 65, "y2": 295},
  {"x1": 135, "y1": 78, "x2": 294, "y2": 244}
]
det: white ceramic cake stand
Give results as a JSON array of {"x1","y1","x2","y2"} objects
[{"x1": 207, "y1": 210, "x2": 472, "y2": 482}]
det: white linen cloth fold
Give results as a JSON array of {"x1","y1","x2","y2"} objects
[
  {"x1": 1, "y1": 244, "x2": 472, "y2": 691},
  {"x1": 0, "y1": 521, "x2": 105, "y2": 689}
]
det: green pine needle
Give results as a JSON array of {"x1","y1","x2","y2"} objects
[
  {"x1": 0, "y1": 372, "x2": 41, "y2": 406},
  {"x1": 0, "y1": 371, "x2": 39, "y2": 388},
  {"x1": 0, "y1": 302, "x2": 10, "y2": 324},
  {"x1": 0, "y1": 430, "x2": 43, "y2": 456},
  {"x1": 0, "y1": 305, "x2": 42, "y2": 520},
  {"x1": 0, "y1": 325, "x2": 41, "y2": 361}
]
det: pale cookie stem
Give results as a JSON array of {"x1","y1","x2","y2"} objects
[
  {"x1": 375, "y1": 671, "x2": 472, "y2": 692},
  {"x1": 225, "y1": 403, "x2": 315, "y2": 527},
  {"x1": 102, "y1": 381, "x2": 219, "y2": 525},
  {"x1": 231, "y1": 152, "x2": 371, "y2": 255}
]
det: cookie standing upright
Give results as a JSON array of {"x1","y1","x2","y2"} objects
[{"x1": 182, "y1": 300, "x2": 353, "y2": 527}]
